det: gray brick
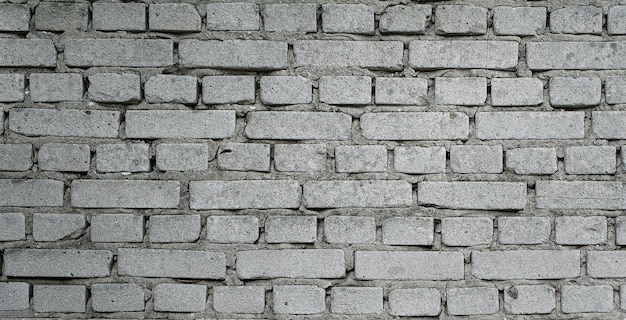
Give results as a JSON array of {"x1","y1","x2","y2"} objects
[
  {"x1": 179, "y1": 40, "x2": 287, "y2": 70},
  {"x1": 442, "y1": 217, "x2": 493, "y2": 246},
  {"x1": 91, "y1": 214, "x2": 143, "y2": 243},
  {"x1": 0, "y1": 144, "x2": 31, "y2": 171},
  {"x1": 409, "y1": 41, "x2": 518, "y2": 70},
  {"x1": 447, "y1": 287, "x2": 498, "y2": 316},
  {"x1": 213, "y1": 286, "x2": 265, "y2": 314},
  {"x1": 435, "y1": 77, "x2": 486, "y2": 105},
  {"x1": 153, "y1": 283, "x2": 206, "y2": 312},
  {"x1": 493, "y1": 6, "x2": 546, "y2": 35},
  {"x1": 498, "y1": 217, "x2": 550, "y2": 245},
  {"x1": 565, "y1": 146, "x2": 616, "y2": 174},
  {"x1": 375, "y1": 78, "x2": 428, "y2": 105},
  {"x1": 527, "y1": 41, "x2": 626, "y2": 70},
  {"x1": 33, "y1": 285, "x2": 86, "y2": 313},
  {"x1": 0, "y1": 4, "x2": 30, "y2": 32},
  {"x1": 606, "y1": 76, "x2": 626, "y2": 104},
  {"x1": 88, "y1": 73, "x2": 141, "y2": 103},
  {"x1": 207, "y1": 216, "x2": 259, "y2": 244},
  {"x1": 550, "y1": 6, "x2": 602, "y2": 35},
  {"x1": 148, "y1": 215, "x2": 201, "y2": 243},
  {"x1": 264, "y1": 4, "x2": 316, "y2": 32},
  {"x1": 9, "y1": 108, "x2": 120, "y2": 138},
  {"x1": 274, "y1": 144, "x2": 327, "y2": 172},
  {"x1": 32, "y1": 213, "x2": 86, "y2": 242},
  {"x1": 265, "y1": 216, "x2": 317, "y2": 243},
  {"x1": 218, "y1": 143, "x2": 270, "y2": 172},
  {"x1": 382, "y1": 217, "x2": 433, "y2": 246},
  {"x1": 389, "y1": 288, "x2": 441, "y2": 317},
  {"x1": 260, "y1": 76, "x2": 312, "y2": 105},
  {"x1": 65, "y1": 39, "x2": 173, "y2": 67},
  {"x1": 156, "y1": 143, "x2": 208, "y2": 171},
  {"x1": 319, "y1": 76, "x2": 371, "y2": 105},
  {"x1": 0, "y1": 213, "x2": 25, "y2": 241},
  {"x1": 491, "y1": 78, "x2": 544, "y2": 106},
  {"x1": 35, "y1": 2, "x2": 88, "y2": 31},
  {"x1": 273, "y1": 285, "x2": 325, "y2": 315},
  {"x1": 550, "y1": 77, "x2": 601, "y2": 107},
  {"x1": 615, "y1": 216, "x2": 626, "y2": 245},
  {"x1": 96, "y1": 143, "x2": 150, "y2": 173},
  {"x1": 621, "y1": 285, "x2": 626, "y2": 310},
  {"x1": 190, "y1": 180, "x2": 300, "y2": 210},
  {"x1": 30, "y1": 73, "x2": 83, "y2": 102},
  {"x1": 236, "y1": 249, "x2": 345, "y2": 279},
  {"x1": 419, "y1": 182, "x2": 526, "y2": 210},
  {"x1": 0, "y1": 179, "x2": 64, "y2": 207},
  {"x1": 561, "y1": 285, "x2": 613, "y2": 313},
  {"x1": 0, "y1": 39, "x2": 56, "y2": 67},
  {"x1": 245, "y1": 111, "x2": 352, "y2": 140},
  {"x1": 0, "y1": 282, "x2": 29, "y2": 311},
  {"x1": 335, "y1": 145, "x2": 387, "y2": 173},
  {"x1": 304, "y1": 180, "x2": 412, "y2": 208},
  {"x1": 118, "y1": 249, "x2": 225, "y2": 279},
  {"x1": 355, "y1": 251, "x2": 464, "y2": 280},
  {"x1": 71, "y1": 180, "x2": 180, "y2": 208},
  {"x1": 93, "y1": 2, "x2": 146, "y2": 31},
  {"x1": 504, "y1": 285, "x2": 555, "y2": 315},
  {"x1": 324, "y1": 216, "x2": 376, "y2": 244},
  {"x1": 587, "y1": 251, "x2": 626, "y2": 278},
  {"x1": 0, "y1": 74, "x2": 24, "y2": 102},
  {"x1": 379, "y1": 5, "x2": 431, "y2": 34},
  {"x1": 536, "y1": 181, "x2": 626, "y2": 210},
  {"x1": 475, "y1": 111, "x2": 585, "y2": 140},
  {"x1": 149, "y1": 3, "x2": 200, "y2": 32},
  {"x1": 202, "y1": 76, "x2": 255, "y2": 104},
  {"x1": 331, "y1": 287, "x2": 382, "y2": 315},
  {"x1": 608, "y1": 6, "x2": 626, "y2": 35},
  {"x1": 3, "y1": 249, "x2": 112, "y2": 278},
  {"x1": 435, "y1": 5, "x2": 486, "y2": 35},
  {"x1": 472, "y1": 250, "x2": 580, "y2": 280},
  {"x1": 394, "y1": 146, "x2": 446, "y2": 174},
  {"x1": 125, "y1": 110, "x2": 235, "y2": 139},
  {"x1": 145, "y1": 75, "x2": 197, "y2": 104},
  {"x1": 38, "y1": 143, "x2": 90, "y2": 172},
  {"x1": 91, "y1": 283, "x2": 144, "y2": 312},
  {"x1": 506, "y1": 147, "x2": 557, "y2": 175},
  {"x1": 593, "y1": 111, "x2": 626, "y2": 139},
  {"x1": 206, "y1": 3, "x2": 258, "y2": 31},
  {"x1": 450, "y1": 145, "x2": 502, "y2": 174},
  {"x1": 322, "y1": 4, "x2": 374, "y2": 34},
  {"x1": 361, "y1": 112, "x2": 469, "y2": 140},
  {"x1": 556, "y1": 216, "x2": 606, "y2": 245},
  {"x1": 294, "y1": 40, "x2": 404, "y2": 71}
]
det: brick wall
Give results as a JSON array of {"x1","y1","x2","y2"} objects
[{"x1": 0, "y1": 0, "x2": 625, "y2": 318}]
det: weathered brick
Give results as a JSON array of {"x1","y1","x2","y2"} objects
[
  {"x1": 0, "y1": 213, "x2": 25, "y2": 241},
  {"x1": 549, "y1": 77, "x2": 601, "y2": 107},
  {"x1": 355, "y1": 251, "x2": 464, "y2": 280},
  {"x1": 450, "y1": 145, "x2": 502, "y2": 173},
  {"x1": 435, "y1": 77, "x2": 486, "y2": 105},
  {"x1": 389, "y1": 288, "x2": 440, "y2": 317},
  {"x1": 435, "y1": 5, "x2": 486, "y2": 35},
  {"x1": 35, "y1": 2, "x2": 88, "y2": 31},
  {"x1": 304, "y1": 180, "x2": 412, "y2": 208},
  {"x1": 498, "y1": 217, "x2": 550, "y2": 245},
  {"x1": 608, "y1": 5, "x2": 626, "y2": 35},
  {"x1": 273, "y1": 285, "x2": 325, "y2": 315},
  {"x1": 593, "y1": 111, "x2": 626, "y2": 139},
  {"x1": 506, "y1": 147, "x2": 557, "y2": 175},
  {"x1": 0, "y1": 4, "x2": 30, "y2": 32},
  {"x1": 153, "y1": 283, "x2": 206, "y2": 312},
  {"x1": 379, "y1": 5, "x2": 431, "y2": 34},
  {"x1": 33, "y1": 285, "x2": 86, "y2": 313},
  {"x1": 207, "y1": 3, "x2": 258, "y2": 31},
  {"x1": 93, "y1": 2, "x2": 146, "y2": 31},
  {"x1": 294, "y1": 40, "x2": 404, "y2": 71},
  {"x1": 550, "y1": 6, "x2": 602, "y2": 35},
  {"x1": 472, "y1": 250, "x2": 580, "y2": 280},
  {"x1": 149, "y1": 3, "x2": 201, "y2": 32},
  {"x1": 207, "y1": 216, "x2": 259, "y2": 244},
  {"x1": 335, "y1": 145, "x2": 387, "y2": 173},
  {"x1": 213, "y1": 286, "x2": 265, "y2": 314},
  {"x1": 504, "y1": 285, "x2": 555, "y2": 315},
  {"x1": 245, "y1": 111, "x2": 352, "y2": 140},
  {"x1": 536, "y1": 181, "x2": 626, "y2": 210},
  {"x1": 265, "y1": 216, "x2": 317, "y2": 243},
  {"x1": 382, "y1": 217, "x2": 433, "y2": 246},
  {"x1": 561, "y1": 285, "x2": 613, "y2": 313},
  {"x1": 322, "y1": 4, "x2": 374, "y2": 34},
  {"x1": 447, "y1": 287, "x2": 498, "y2": 316},
  {"x1": 264, "y1": 4, "x2": 316, "y2": 32},
  {"x1": 0, "y1": 74, "x2": 24, "y2": 102},
  {"x1": 409, "y1": 41, "x2": 518, "y2": 70},
  {"x1": 0, "y1": 144, "x2": 31, "y2": 171},
  {"x1": 361, "y1": 112, "x2": 469, "y2": 140},
  {"x1": 565, "y1": 146, "x2": 616, "y2": 174},
  {"x1": 65, "y1": 39, "x2": 173, "y2": 67},
  {"x1": 118, "y1": 249, "x2": 225, "y2": 279},
  {"x1": 88, "y1": 73, "x2": 141, "y2": 103},
  {"x1": 91, "y1": 283, "x2": 144, "y2": 312},
  {"x1": 156, "y1": 143, "x2": 208, "y2": 171},
  {"x1": 274, "y1": 144, "x2": 327, "y2": 172},
  {"x1": 3, "y1": 249, "x2": 112, "y2": 278},
  {"x1": 475, "y1": 111, "x2": 584, "y2": 140},
  {"x1": 260, "y1": 76, "x2": 312, "y2": 105},
  {"x1": 96, "y1": 143, "x2": 150, "y2": 173},
  {"x1": 179, "y1": 40, "x2": 287, "y2": 70},
  {"x1": 148, "y1": 215, "x2": 201, "y2": 243},
  {"x1": 442, "y1": 217, "x2": 492, "y2": 246},
  {"x1": 375, "y1": 78, "x2": 428, "y2": 105},
  {"x1": 587, "y1": 251, "x2": 626, "y2": 278},
  {"x1": 32, "y1": 213, "x2": 86, "y2": 242},
  {"x1": 71, "y1": 180, "x2": 180, "y2": 208},
  {"x1": 319, "y1": 76, "x2": 372, "y2": 105},
  {"x1": 555, "y1": 216, "x2": 606, "y2": 245},
  {"x1": 0, "y1": 282, "x2": 29, "y2": 311},
  {"x1": 615, "y1": 216, "x2": 626, "y2": 245},
  {"x1": 324, "y1": 216, "x2": 376, "y2": 244},
  {"x1": 0, "y1": 39, "x2": 56, "y2": 67},
  {"x1": 0, "y1": 179, "x2": 64, "y2": 207},
  {"x1": 190, "y1": 180, "x2": 300, "y2": 209},
  {"x1": 236, "y1": 249, "x2": 345, "y2": 279},
  {"x1": 125, "y1": 110, "x2": 235, "y2": 139},
  {"x1": 202, "y1": 76, "x2": 255, "y2": 104},
  {"x1": 38, "y1": 143, "x2": 89, "y2": 172},
  {"x1": 606, "y1": 76, "x2": 626, "y2": 104},
  {"x1": 394, "y1": 146, "x2": 446, "y2": 174},
  {"x1": 331, "y1": 287, "x2": 383, "y2": 314},
  {"x1": 145, "y1": 75, "x2": 197, "y2": 104},
  {"x1": 30, "y1": 73, "x2": 83, "y2": 102},
  {"x1": 419, "y1": 182, "x2": 526, "y2": 210},
  {"x1": 218, "y1": 143, "x2": 270, "y2": 172},
  {"x1": 493, "y1": 6, "x2": 546, "y2": 35},
  {"x1": 527, "y1": 41, "x2": 626, "y2": 70},
  {"x1": 491, "y1": 78, "x2": 544, "y2": 106},
  {"x1": 9, "y1": 108, "x2": 120, "y2": 138},
  {"x1": 91, "y1": 214, "x2": 144, "y2": 243}
]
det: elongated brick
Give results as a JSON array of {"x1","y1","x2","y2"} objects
[
  {"x1": 3, "y1": 249, "x2": 112, "y2": 278},
  {"x1": 536, "y1": 181, "x2": 626, "y2": 210},
  {"x1": 409, "y1": 40, "x2": 518, "y2": 70},
  {"x1": 71, "y1": 180, "x2": 180, "y2": 208},
  {"x1": 118, "y1": 248, "x2": 225, "y2": 279},
  {"x1": 9, "y1": 108, "x2": 120, "y2": 138},
  {"x1": 65, "y1": 39, "x2": 173, "y2": 67},
  {"x1": 125, "y1": 110, "x2": 235, "y2": 139},
  {"x1": 355, "y1": 251, "x2": 464, "y2": 280},
  {"x1": 527, "y1": 41, "x2": 626, "y2": 70},
  {"x1": 475, "y1": 111, "x2": 584, "y2": 140},
  {"x1": 360, "y1": 112, "x2": 469, "y2": 140},
  {"x1": 0, "y1": 39, "x2": 56, "y2": 67},
  {"x1": 304, "y1": 180, "x2": 412, "y2": 208},
  {"x1": 294, "y1": 40, "x2": 403, "y2": 71},
  {"x1": 245, "y1": 111, "x2": 352, "y2": 140},
  {"x1": 472, "y1": 250, "x2": 580, "y2": 279},
  {"x1": 190, "y1": 180, "x2": 301, "y2": 209},
  {"x1": 236, "y1": 249, "x2": 345, "y2": 279},
  {"x1": 0, "y1": 179, "x2": 63, "y2": 207},
  {"x1": 179, "y1": 40, "x2": 287, "y2": 70},
  {"x1": 418, "y1": 182, "x2": 526, "y2": 210}
]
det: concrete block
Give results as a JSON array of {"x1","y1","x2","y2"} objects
[
  {"x1": 245, "y1": 111, "x2": 351, "y2": 140},
  {"x1": 418, "y1": 181, "x2": 526, "y2": 210},
  {"x1": 551, "y1": 6, "x2": 602, "y2": 35},
  {"x1": 91, "y1": 283, "x2": 144, "y2": 312},
  {"x1": 472, "y1": 250, "x2": 580, "y2": 279},
  {"x1": 206, "y1": 3, "x2": 259, "y2": 31},
  {"x1": 361, "y1": 112, "x2": 469, "y2": 140},
  {"x1": 324, "y1": 216, "x2": 376, "y2": 244},
  {"x1": 506, "y1": 148, "x2": 557, "y2": 175},
  {"x1": 3, "y1": 249, "x2": 112, "y2": 278},
  {"x1": 504, "y1": 285, "x2": 555, "y2": 315},
  {"x1": 304, "y1": 180, "x2": 412, "y2": 208},
  {"x1": 394, "y1": 146, "x2": 446, "y2": 174},
  {"x1": 30, "y1": 73, "x2": 83, "y2": 102},
  {"x1": 355, "y1": 251, "x2": 464, "y2": 280},
  {"x1": 65, "y1": 39, "x2": 173, "y2": 67},
  {"x1": 0, "y1": 179, "x2": 64, "y2": 207},
  {"x1": 587, "y1": 251, "x2": 626, "y2": 278},
  {"x1": 606, "y1": 76, "x2": 626, "y2": 104},
  {"x1": 35, "y1": 2, "x2": 88, "y2": 31},
  {"x1": 273, "y1": 285, "x2": 325, "y2": 315},
  {"x1": 148, "y1": 215, "x2": 201, "y2": 243},
  {"x1": 435, "y1": 5, "x2": 486, "y2": 35},
  {"x1": 0, "y1": 144, "x2": 32, "y2": 171},
  {"x1": 32, "y1": 213, "x2": 86, "y2": 242},
  {"x1": 561, "y1": 285, "x2": 613, "y2": 313},
  {"x1": 608, "y1": 5, "x2": 626, "y2": 35},
  {"x1": 190, "y1": 180, "x2": 301, "y2": 210},
  {"x1": 0, "y1": 212, "x2": 25, "y2": 241},
  {"x1": 294, "y1": 40, "x2": 404, "y2": 71},
  {"x1": 236, "y1": 249, "x2": 345, "y2": 279},
  {"x1": 491, "y1": 78, "x2": 544, "y2": 106},
  {"x1": 0, "y1": 282, "x2": 29, "y2": 310},
  {"x1": 409, "y1": 40, "x2": 518, "y2": 70},
  {"x1": 536, "y1": 181, "x2": 626, "y2": 210},
  {"x1": 217, "y1": 142, "x2": 270, "y2": 172},
  {"x1": 498, "y1": 217, "x2": 550, "y2": 245},
  {"x1": 375, "y1": 77, "x2": 428, "y2": 105},
  {"x1": 527, "y1": 41, "x2": 626, "y2": 70},
  {"x1": 260, "y1": 76, "x2": 312, "y2": 105},
  {"x1": 117, "y1": 249, "x2": 225, "y2": 279},
  {"x1": 207, "y1": 216, "x2": 259, "y2": 244},
  {"x1": 319, "y1": 76, "x2": 371, "y2": 105},
  {"x1": 447, "y1": 287, "x2": 498, "y2": 315},
  {"x1": 93, "y1": 3, "x2": 146, "y2": 31},
  {"x1": 593, "y1": 111, "x2": 626, "y2": 139},
  {"x1": 156, "y1": 143, "x2": 208, "y2": 171},
  {"x1": 382, "y1": 217, "x2": 434, "y2": 246},
  {"x1": 34, "y1": 285, "x2": 86, "y2": 313},
  {"x1": 88, "y1": 73, "x2": 141, "y2": 103},
  {"x1": 0, "y1": 39, "x2": 56, "y2": 67},
  {"x1": 264, "y1": 4, "x2": 316, "y2": 32},
  {"x1": 475, "y1": 111, "x2": 584, "y2": 140},
  {"x1": 449, "y1": 145, "x2": 502, "y2": 173},
  {"x1": 213, "y1": 286, "x2": 265, "y2": 314},
  {"x1": 202, "y1": 76, "x2": 255, "y2": 104},
  {"x1": 442, "y1": 217, "x2": 493, "y2": 246},
  {"x1": 493, "y1": 6, "x2": 546, "y2": 35},
  {"x1": 125, "y1": 110, "x2": 235, "y2": 139},
  {"x1": 616, "y1": 216, "x2": 626, "y2": 245},
  {"x1": 379, "y1": 5, "x2": 431, "y2": 34},
  {"x1": 556, "y1": 216, "x2": 606, "y2": 245},
  {"x1": 145, "y1": 75, "x2": 197, "y2": 104},
  {"x1": 389, "y1": 288, "x2": 440, "y2": 316},
  {"x1": 10, "y1": 108, "x2": 120, "y2": 138},
  {"x1": 331, "y1": 287, "x2": 383, "y2": 314},
  {"x1": 153, "y1": 283, "x2": 206, "y2": 312},
  {"x1": 91, "y1": 214, "x2": 144, "y2": 243},
  {"x1": 149, "y1": 3, "x2": 201, "y2": 32},
  {"x1": 179, "y1": 40, "x2": 287, "y2": 70},
  {"x1": 38, "y1": 143, "x2": 90, "y2": 172},
  {"x1": 435, "y1": 77, "x2": 486, "y2": 105},
  {"x1": 0, "y1": 4, "x2": 30, "y2": 32},
  {"x1": 0, "y1": 74, "x2": 24, "y2": 102},
  {"x1": 265, "y1": 216, "x2": 317, "y2": 243},
  {"x1": 565, "y1": 146, "x2": 616, "y2": 174},
  {"x1": 322, "y1": 4, "x2": 374, "y2": 34},
  {"x1": 96, "y1": 143, "x2": 150, "y2": 173},
  {"x1": 335, "y1": 145, "x2": 387, "y2": 173},
  {"x1": 71, "y1": 179, "x2": 180, "y2": 208},
  {"x1": 274, "y1": 144, "x2": 327, "y2": 172},
  {"x1": 550, "y1": 77, "x2": 601, "y2": 107}
]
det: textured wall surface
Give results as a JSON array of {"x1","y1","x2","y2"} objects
[{"x1": 1, "y1": 0, "x2": 626, "y2": 319}]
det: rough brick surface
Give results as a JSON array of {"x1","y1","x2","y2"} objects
[
  {"x1": 331, "y1": 287, "x2": 383, "y2": 314},
  {"x1": 322, "y1": 4, "x2": 374, "y2": 35},
  {"x1": 382, "y1": 217, "x2": 434, "y2": 246},
  {"x1": 549, "y1": 77, "x2": 601, "y2": 107},
  {"x1": 442, "y1": 217, "x2": 493, "y2": 246},
  {"x1": 324, "y1": 216, "x2": 376, "y2": 244},
  {"x1": 156, "y1": 143, "x2": 208, "y2": 171},
  {"x1": 449, "y1": 145, "x2": 502, "y2": 173},
  {"x1": 527, "y1": 41, "x2": 626, "y2": 70},
  {"x1": 472, "y1": 250, "x2": 580, "y2": 280},
  {"x1": 355, "y1": 251, "x2": 464, "y2": 280},
  {"x1": 236, "y1": 249, "x2": 345, "y2": 279},
  {"x1": 30, "y1": 73, "x2": 83, "y2": 102},
  {"x1": 0, "y1": 144, "x2": 32, "y2": 171},
  {"x1": 608, "y1": 5, "x2": 626, "y2": 35},
  {"x1": 260, "y1": 76, "x2": 312, "y2": 105},
  {"x1": 380, "y1": 5, "x2": 431, "y2": 34},
  {"x1": 38, "y1": 143, "x2": 90, "y2": 172},
  {"x1": 0, "y1": 213, "x2": 25, "y2": 241},
  {"x1": 498, "y1": 217, "x2": 550, "y2": 245},
  {"x1": 361, "y1": 112, "x2": 469, "y2": 140},
  {"x1": 475, "y1": 111, "x2": 585, "y2": 140},
  {"x1": 536, "y1": 181, "x2": 626, "y2": 209},
  {"x1": 273, "y1": 285, "x2": 325, "y2": 315},
  {"x1": 65, "y1": 39, "x2": 173, "y2": 67},
  {"x1": 447, "y1": 287, "x2": 498, "y2": 315},
  {"x1": 264, "y1": 4, "x2": 316, "y2": 32},
  {"x1": 35, "y1": 2, "x2": 88, "y2": 31},
  {"x1": 265, "y1": 216, "x2": 317, "y2": 243},
  {"x1": 206, "y1": 216, "x2": 259, "y2": 243},
  {"x1": 294, "y1": 40, "x2": 404, "y2": 70},
  {"x1": 0, "y1": 179, "x2": 64, "y2": 207},
  {"x1": 304, "y1": 180, "x2": 412, "y2": 208},
  {"x1": 593, "y1": 111, "x2": 626, "y2": 139},
  {"x1": 606, "y1": 76, "x2": 626, "y2": 104},
  {"x1": 274, "y1": 144, "x2": 327, "y2": 172},
  {"x1": 206, "y1": 3, "x2": 259, "y2": 31},
  {"x1": 506, "y1": 148, "x2": 557, "y2": 175},
  {"x1": 9, "y1": 108, "x2": 120, "y2": 138},
  {"x1": 213, "y1": 286, "x2": 265, "y2": 314},
  {"x1": 375, "y1": 77, "x2": 428, "y2": 105},
  {"x1": 320, "y1": 76, "x2": 372, "y2": 105},
  {"x1": 0, "y1": 282, "x2": 29, "y2": 311},
  {"x1": 217, "y1": 143, "x2": 270, "y2": 172},
  {"x1": 587, "y1": 251, "x2": 626, "y2": 278},
  {"x1": 91, "y1": 284, "x2": 144, "y2": 312},
  {"x1": 32, "y1": 213, "x2": 86, "y2": 242},
  {"x1": 389, "y1": 288, "x2": 441, "y2": 316},
  {"x1": 561, "y1": 285, "x2": 614, "y2": 313},
  {"x1": 180, "y1": 40, "x2": 287, "y2": 70},
  {"x1": 3, "y1": 249, "x2": 112, "y2": 278},
  {"x1": 0, "y1": 74, "x2": 24, "y2": 102},
  {"x1": 556, "y1": 216, "x2": 607, "y2": 245},
  {"x1": 394, "y1": 146, "x2": 446, "y2": 174},
  {"x1": 117, "y1": 249, "x2": 225, "y2": 279},
  {"x1": 0, "y1": 39, "x2": 56, "y2": 67},
  {"x1": 435, "y1": 77, "x2": 487, "y2": 105},
  {"x1": 550, "y1": 6, "x2": 602, "y2": 35},
  {"x1": 148, "y1": 215, "x2": 201, "y2": 243},
  {"x1": 91, "y1": 214, "x2": 144, "y2": 243},
  {"x1": 564, "y1": 146, "x2": 616, "y2": 174},
  {"x1": 145, "y1": 75, "x2": 197, "y2": 104},
  {"x1": 493, "y1": 6, "x2": 546, "y2": 35},
  {"x1": 409, "y1": 41, "x2": 518, "y2": 70},
  {"x1": 418, "y1": 181, "x2": 526, "y2": 210},
  {"x1": 125, "y1": 110, "x2": 235, "y2": 139},
  {"x1": 96, "y1": 143, "x2": 150, "y2": 173},
  {"x1": 33, "y1": 285, "x2": 86, "y2": 313},
  {"x1": 149, "y1": 3, "x2": 201, "y2": 32},
  {"x1": 88, "y1": 73, "x2": 141, "y2": 103},
  {"x1": 435, "y1": 5, "x2": 487, "y2": 35},
  {"x1": 202, "y1": 76, "x2": 255, "y2": 104},
  {"x1": 335, "y1": 145, "x2": 387, "y2": 173},
  {"x1": 504, "y1": 285, "x2": 555, "y2": 315},
  {"x1": 71, "y1": 180, "x2": 180, "y2": 208},
  {"x1": 190, "y1": 180, "x2": 301, "y2": 209},
  {"x1": 153, "y1": 283, "x2": 206, "y2": 312},
  {"x1": 246, "y1": 111, "x2": 352, "y2": 140},
  {"x1": 93, "y1": 3, "x2": 146, "y2": 31},
  {"x1": 0, "y1": 4, "x2": 30, "y2": 32},
  {"x1": 491, "y1": 78, "x2": 543, "y2": 106}
]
